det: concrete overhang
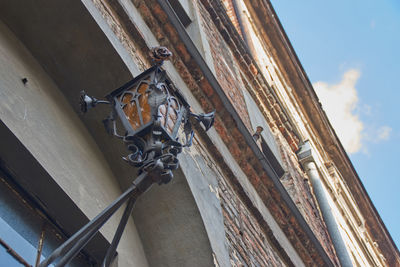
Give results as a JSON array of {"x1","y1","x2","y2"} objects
[
  {"x1": 0, "y1": 120, "x2": 110, "y2": 262},
  {"x1": 0, "y1": 0, "x2": 218, "y2": 265}
]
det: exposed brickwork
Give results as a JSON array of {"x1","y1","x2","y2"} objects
[
  {"x1": 197, "y1": 1, "x2": 252, "y2": 131},
  {"x1": 194, "y1": 139, "x2": 288, "y2": 267},
  {"x1": 134, "y1": 0, "x2": 328, "y2": 264},
  {"x1": 94, "y1": 0, "x2": 338, "y2": 265},
  {"x1": 245, "y1": 1, "x2": 400, "y2": 265},
  {"x1": 219, "y1": 174, "x2": 285, "y2": 267},
  {"x1": 221, "y1": 0, "x2": 243, "y2": 38},
  {"x1": 196, "y1": 1, "x2": 337, "y2": 261},
  {"x1": 199, "y1": 0, "x2": 299, "y2": 153},
  {"x1": 196, "y1": 0, "x2": 338, "y2": 264},
  {"x1": 91, "y1": 0, "x2": 149, "y2": 71}
]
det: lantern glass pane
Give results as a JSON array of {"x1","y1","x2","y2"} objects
[
  {"x1": 122, "y1": 92, "x2": 140, "y2": 130},
  {"x1": 157, "y1": 97, "x2": 180, "y2": 135},
  {"x1": 121, "y1": 82, "x2": 152, "y2": 130},
  {"x1": 158, "y1": 103, "x2": 167, "y2": 128},
  {"x1": 138, "y1": 83, "x2": 152, "y2": 125},
  {"x1": 167, "y1": 98, "x2": 178, "y2": 134}
]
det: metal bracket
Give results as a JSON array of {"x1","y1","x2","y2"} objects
[{"x1": 38, "y1": 172, "x2": 151, "y2": 267}]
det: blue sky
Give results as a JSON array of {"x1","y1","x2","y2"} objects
[{"x1": 270, "y1": 0, "x2": 400, "y2": 248}]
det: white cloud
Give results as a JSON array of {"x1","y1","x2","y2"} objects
[
  {"x1": 314, "y1": 69, "x2": 392, "y2": 154},
  {"x1": 313, "y1": 69, "x2": 364, "y2": 154}
]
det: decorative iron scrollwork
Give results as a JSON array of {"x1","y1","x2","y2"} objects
[
  {"x1": 41, "y1": 47, "x2": 215, "y2": 267},
  {"x1": 79, "y1": 52, "x2": 215, "y2": 182}
]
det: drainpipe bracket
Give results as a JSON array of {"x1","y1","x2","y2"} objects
[{"x1": 297, "y1": 140, "x2": 314, "y2": 167}]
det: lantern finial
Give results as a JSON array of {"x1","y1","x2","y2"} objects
[{"x1": 149, "y1": 46, "x2": 172, "y2": 65}]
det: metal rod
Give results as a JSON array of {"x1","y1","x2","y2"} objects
[
  {"x1": 55, "y1": 225, "x2": 101, "y2": 267},
  {"x1": 134, "y1": 97, "x2": 144, "y2": 125},
  {"x1": 102, "y1": 197, "x2": 137, "y2": 267},
  {"x1": 35, "y1": 223, "x2": 46, "y2": 267},
  {"x1": 164, "y1": 102, "x2": 171, "y2": 130},
  {"x1": 55, "y1": 201, "x2": 128, "y2": 267},
  {"x1": 40, "y1": 191, "x2": 131, "y2": 267},
  {"x1": 96, "y1": 100, "x2": 111, "y2": 105},
  {"x1": 0, "y1": 237, "x2": 32, "y2": 267},
  {"x1": 172, "y1": 106, "x2": 184, "y2": 137},
  {"x1": 38, "y1": 172, "x2": 148, "y2": 267}
]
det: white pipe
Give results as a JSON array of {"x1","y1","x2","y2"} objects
[{"x1": 298, "y1": 141, "x2": 353, "y2": 267}]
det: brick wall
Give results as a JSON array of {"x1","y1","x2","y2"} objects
[
  {"x1": 92, "y1": 0, "x2": 339, "y2": 265},
  {"x1": 89, "y1": 1, "x2": 289, "y2": 265},
  {"x1": 193, "y1": 137, "x2": 288, "y2": 266},
  {"x1": 218, "y1": 173, "x2": 285, "y2": 266},
  {"x1": 196, "y1": 0, "x2": 339, "y2": 264},
  {"x1": 220, "y1": 0, "x2": 243, "y2": 38},
  {"x1": 197, "y1": 1, "x2": 252, "y2": 131}
]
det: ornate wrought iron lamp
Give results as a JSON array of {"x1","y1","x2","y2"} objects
[{"x1": 39, "y1": 47, "x2": 214, "y2": 267}]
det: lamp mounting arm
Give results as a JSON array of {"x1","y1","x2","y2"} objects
[{"x1": 80, "y1": 90, "x2": 110, "y2": 113}]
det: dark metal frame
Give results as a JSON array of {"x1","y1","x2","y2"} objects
[
  {"x1": 39, "y1": 61, "x2": 214, "y2": 267},
  {"x1": 107, "y1": 66, "x2": 185, "y2": 138},
  {"x1": 80, "y1": 65, "x2": 214, "y2": 180},
  {"x1": 39, "y1": 172, "x2": 150, "y2": 267}
]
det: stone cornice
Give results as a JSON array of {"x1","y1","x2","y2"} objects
[{"x1": 242, "y1": 0, "x2": 400, "y2": 265}]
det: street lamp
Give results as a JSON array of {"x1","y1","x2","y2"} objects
[{"x1": 39, "y1": 47, "x2": 214, "y2": 267}]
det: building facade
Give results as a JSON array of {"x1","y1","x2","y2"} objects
[{"x1": 0, "y1": 0, "x2": 398, "y2": 266}]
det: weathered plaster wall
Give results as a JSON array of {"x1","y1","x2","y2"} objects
[
  {"x1": 132, "y1": 167, "x2": 217, "y2": 267},
  {"x1": 0, "y1": 0, "x2": 343, "y2": 265},
  {"x1": 51, "y1": 0, "x2": 392, "y2": 265},
  {"x1": 0, "y1": 0, "x2": 373, "y2": 265},
  {"x1": 0, "y1": 19, "x2": 148, "y2": 267},
  {"x1": 89, "y1": 0, "x2": 308, "y2": 265},
  {"x1": 195, "y1": 0, "x2": 339, "y2": 264}
]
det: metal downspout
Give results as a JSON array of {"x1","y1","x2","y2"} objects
[
  {"x1": 298, "y1": 141, "x2": 354, "y2": 267},
  {"x1": 231, "y1": 0, "x2": 254, "y2": 54}
]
